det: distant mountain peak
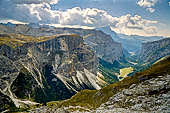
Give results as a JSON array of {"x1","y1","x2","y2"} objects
[
  {"x1": 95, "y1": 26, "x2": 120, "y2": 42},
  {"x1": 95, "y1": 26, "x2": 116, "y2": 34}
]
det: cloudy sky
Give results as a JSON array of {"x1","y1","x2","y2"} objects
[{"x1": 0, "y1": 0, "x2": 170, "y2": 37}]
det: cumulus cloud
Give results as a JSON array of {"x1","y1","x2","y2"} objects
[
  {"x1": 137, "y1": 0, "x2": 158, "y2": 7},
  {"x1": 113, "y1": 14, "x2": 157, "y2": 34},
  {"x1": 137, "y1": 0, "x2": 159, "y2": 13},
  {"x1": 0, "y1": 0, "x2": 158, "y2": 34}
]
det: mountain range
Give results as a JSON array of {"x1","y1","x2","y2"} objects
[{"x1": 0, "y1": 23, "x2": 170, "y2": 113}]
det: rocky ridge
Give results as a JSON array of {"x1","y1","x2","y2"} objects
[
  {"x1": 97, "y1": 74, "x2": 170, "y2": 113},
  {"x1": 0, "y1": 24, "x2": 125, "y2": 64}
]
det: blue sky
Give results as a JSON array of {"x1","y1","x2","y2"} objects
[
  {"x1": 0, "y1": 0, "x2": 170, "y2": 37},
  {"x1": 52, "y1": 0, "x2": 170, "y2": 25}
]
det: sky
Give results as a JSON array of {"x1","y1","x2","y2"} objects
[{"x1": 0, "y1": 0, "x2": 170, "y2": 37}]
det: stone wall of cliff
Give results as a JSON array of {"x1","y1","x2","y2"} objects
[
  {"x1": 0, "y1": 24, "x2": 125, "y2": 64},
  {"x1": 139, "y1": 38, "x2": 170, "y2": 63},
  {"x1": 0, "y1": 34, "x2": 100, "y2": 111}
]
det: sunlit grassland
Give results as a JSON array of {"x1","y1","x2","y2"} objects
[
  {"x1": 119, "y1": 67, "x2": 134, "y2": 78},
  {"x1": 0, "y1": 33, "x2": 57, "y2": 48}
]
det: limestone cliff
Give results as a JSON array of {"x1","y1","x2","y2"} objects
[
  {"x1": 139, "y1": 38, "x2": 170, "y2": 63},
  {"x1": 0, "y1": 34, "x2": 100, "y2": 111},
  {"x1": 0, "y1": 24, "x2": 125, "y2": 64}
]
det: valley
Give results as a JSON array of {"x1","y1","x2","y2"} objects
[{"x1": 0, "y1": 23, "x2": 170, "y2": 113}]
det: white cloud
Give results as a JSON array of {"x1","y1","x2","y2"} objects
[
  {"x1": 137, "y1": 0, "x2": 158, "y2": 7},
  {"x1": 112, "y1": 23, "x2": 170, "y2": 37},
  {"x1": 169, "y1": 2, "x2": 170, "y2": 6},
  {"x1": 137, "y1": 0, "x2": 159, "y2": 13},
  {"x1": 0, "y1": 0, "x2": 158, "y2": 35},
  {"x1": 20, "y1": 5, "x2": 157, "y2": 34},
  {"x1": 113, "y1": 14, "x2": 157, "y2": 34}
]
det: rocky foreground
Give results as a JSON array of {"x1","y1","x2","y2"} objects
[{"x1": 29, "y1": 74, "x2": 170, "y2": 113}]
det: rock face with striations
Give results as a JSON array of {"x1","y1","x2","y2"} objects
[
  {"x1": 83, "y1": 30, "x2": 124, "y2": 64},
  {"x1": 0, "y1": 34, "x2": 100, "y2": 111},
  {"x1": 0, "y1": 24, "x2": 125, "y2": 64},
  {"x1": 139, "y1": 38, "x2": 170, "y2": 63}
]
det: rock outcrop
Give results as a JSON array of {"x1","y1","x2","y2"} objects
[
  {"x1": 0, "y1": 34, "x2": 100, "y2": 111},
  {"x1": 97, "y1": 74, "x2": 170, "y2": 113},
  {"x1": 139, "y1": 38, "x2": 170, "y2": 63}
]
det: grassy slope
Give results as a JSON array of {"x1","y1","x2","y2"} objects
[
  {"x1": 0, "y1": 33, "x2": 82, "y2": 48},
  {"x1": 49, "y1": 56, "x2": 170, "y2": 109},
  {"x1": 0, "y1": 33, "x2": 57, "y2": 48}
]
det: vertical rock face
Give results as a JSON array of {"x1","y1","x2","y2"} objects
[
  {"x1": 0, "y1": 34, "x2": 100, "y2": 111},
  {"x1": 0, "y1": 24, "x2": 125, "y2": 64},
  {"x1": 83, "y1": 30, "x2": 124, "y2": 63},
  {"x1": 139, "y1": 38, "x2": 170, "y2": 63}
]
